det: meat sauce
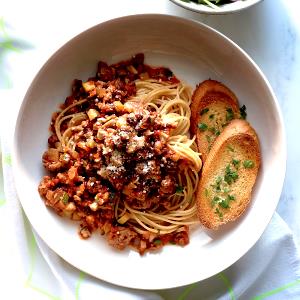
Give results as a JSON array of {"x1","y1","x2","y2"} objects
[{"x1": 38, "y1": 54, "x2": 189, "y2": 254}]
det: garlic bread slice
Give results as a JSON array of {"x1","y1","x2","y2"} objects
[{"x1": 196, "y1": 119, "x2": 260, "y2": 229}]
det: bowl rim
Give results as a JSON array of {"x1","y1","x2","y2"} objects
[
  {"x1": 169, "y1": 0, "x2": 263, "y2": 15},
  {"x1": 12, "y1": 13, "x2": 287, "y2": 289}
]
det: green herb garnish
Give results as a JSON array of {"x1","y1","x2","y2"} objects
[
  {"x1": 205, "y1": 188, "x2": 209, "y2": 198},
  {"x1": 61, "y1": 192, "x2": 69, "y2": 204},
  {"x1": 211, "y1": 196, "x2": 220, "y2": 207},
  {"x1": 226, "y1": 108, "x2": 234, "y2": 121},
  {"x1": 243, "y1": 160, "x2": 254, "y2": 168},
  {"x1": 224, "y1": 165, "x2": 239, "y2": 184},
  {"x1": 223, "y1": 186, "x2": 231, "y2": 193},
  {"x1": 154, "y1": 239, "x2": 162, "y2": 245},
  {"x1": 176, "y1": 186, "x2": 184, "y2": 194},
  {"x1": 227, "y1": 194, "x2": 235, "y2": 201},
  {"x1": 209, "y1": 127, "x2": 220, "y2": 136},
  {"x1": 219, "y1": 194, "x2": 236, "y2": 208},
  {"x1": 232, "y1": 159, "x2": 240, "y2": 169},
  {"x1": 219, "y1": 198, "x2": 230, "y2": 209},
  {"x1": 240, "y1": 105, "x2": 247, "y2": 120},
  {"x1": 200, "y1": 108, "x2": 209, "y2": 115},
  {"x1": 211, "y1": 193, "x2": 235, "y2": 209},
  {"x1": 211, "y1": 176, "x2": 222, "y2": 192},
  {"x1": 198, "y1": 122, "x2": 208, "y2": 131},
  {"x1": 215, "y1": 208, "x2": 223, "y2": 219}
]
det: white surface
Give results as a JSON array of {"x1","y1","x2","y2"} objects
[
  {"x1": 13, "y1": 14, "x2": 285, "y2": 290},
  {"x1": 170, "y1": 0, "x2": 262, "y2": 14}
]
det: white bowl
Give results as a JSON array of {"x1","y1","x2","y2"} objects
[
  {"x1": 13, "y1": 14, "x2": 286, "y2": 289},
  {"x1": 170, "y1": 0, "x2": 263, "y2": 14}
]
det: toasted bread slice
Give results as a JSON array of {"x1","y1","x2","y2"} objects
[
  {"x1": 196, "y1": 119, "x2": 260, "y2": 229},
  {"x1": 190, "y1": 80, "x2": 240, "y2": 162}
]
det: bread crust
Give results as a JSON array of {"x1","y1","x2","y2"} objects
[
  {"x1": 196, "y1": 119, "x2": 261, "y2": 229},
  {"x1": 190, "y1": 79, "x2": 240, "y2": 162}
]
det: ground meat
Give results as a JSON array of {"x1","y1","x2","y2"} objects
[
  {"x1": 159, "y1": 175, "x2": 176, "y2": 194},
  {"x1": 42, "y1": 148, "x2": 69, "y2": 172},
  {"x1": 79, "y1": 225, "x2": 92, "y2": 239},
  {"x1": 38, "y1": 176, "x2": 58, "y2": 196},
  {"x1": 86, "y1": 177, "x2": 102, "y2": 194},
  {"x1": 97, "y1": 61, "x2": 116, "y2": 82},
  {"x1": 106, "y1": 226, "x2": 137, "y2": 250},
  {"x1": 48, "y1": 134, "x2": 59, "y2": 147},
  {"x1": 173, "y1": 228, "x2": 189, "y2": 246},
  {"x1": 44, "y1": 188, "x2": 67, "y2": 211},
  {"x1": 129, "y1": 196, "x2": 160, "y2": 210}
]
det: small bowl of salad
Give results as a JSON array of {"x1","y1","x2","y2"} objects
[{"x1": 169, "y1": 0, "x2": 262, "y2": 14}]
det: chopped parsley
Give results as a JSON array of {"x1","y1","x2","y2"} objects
[
  {"x1": 226, "y1": 108, "x2": 234, "y2": 121},
  {"x1": 211, "y1": 196, "x2": 220, "y2": 207},
  {"x1": 219, "y1": 198, "x2": 230, "y2": 209},
  {"x1": 224, "y1": 165, "x2": 239, "y2": 184},
  {"x1": 240, "y1": 105, "x2": 247, "y2": 120},
  {"x1": 211, "y1": 176, "x2": 222, "y2": 192},
  {"x1": 61, "y1": 192, "x2": 69, "y2": 204},
  {"x1": 198, "y1": 122, "x2": 208, "y2": 131},
  {"x1": 227, "y1": 194, "x2": 235, "y2": 201},
  {"x1": 176, "y1": 186, "x2": 184, "y2": 194},
  {"x1": 220, "y1": 194, "x2": 236, "y2": 208},
  {"x1": 208, "y1": 158, "x2": 240, "y2": 220},
  {"x1": 223, "y1": 186, "x2": 231, "y2": 193},
  {"x1": 215, "y1": 208, "x2": 223, "y2": 219},
  {"x1": 211, "y1": 194, "x2": 235, "y2": 209},
  {"x1": 209, "y1": 127, "x2": 220, "y2": 136},
  {"x1": 232, "y1": 159, "x2": 240, "y2": 169},
  {"x1": 200, "y1": 108, "x2": 209, "y2": 115},
  {"x1": 205, "y1": 188, "x2": 209, "y2": 198},
  {"x1": 153, "y1": 239, "x2": 162, "y2": 245},
  {"x1": 243, "y1": 160, "x2": 254, "y2": 168}
]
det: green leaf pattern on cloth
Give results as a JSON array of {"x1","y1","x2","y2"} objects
[
  {"x1": 25, "y1": 220, "x2": 61, "y2": 300},
  {"x1": 75, "y1": 271, "x2": 85, "y2": 300},
  {"x1": 217, "y1": 273, "x2": 236, "y2": 300},
  {"x1": 23, "y1": 219, "x2": 86, "y2": 299},
  {"x1": 3, "y1": 153, "x2": 12, "y2": 166},
  {"x1": 0, "y1": 17, "x2": 21, "y2": 88},
  {"x1": 251, "y1": 279, "x2": 300, "y2": 300}
]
